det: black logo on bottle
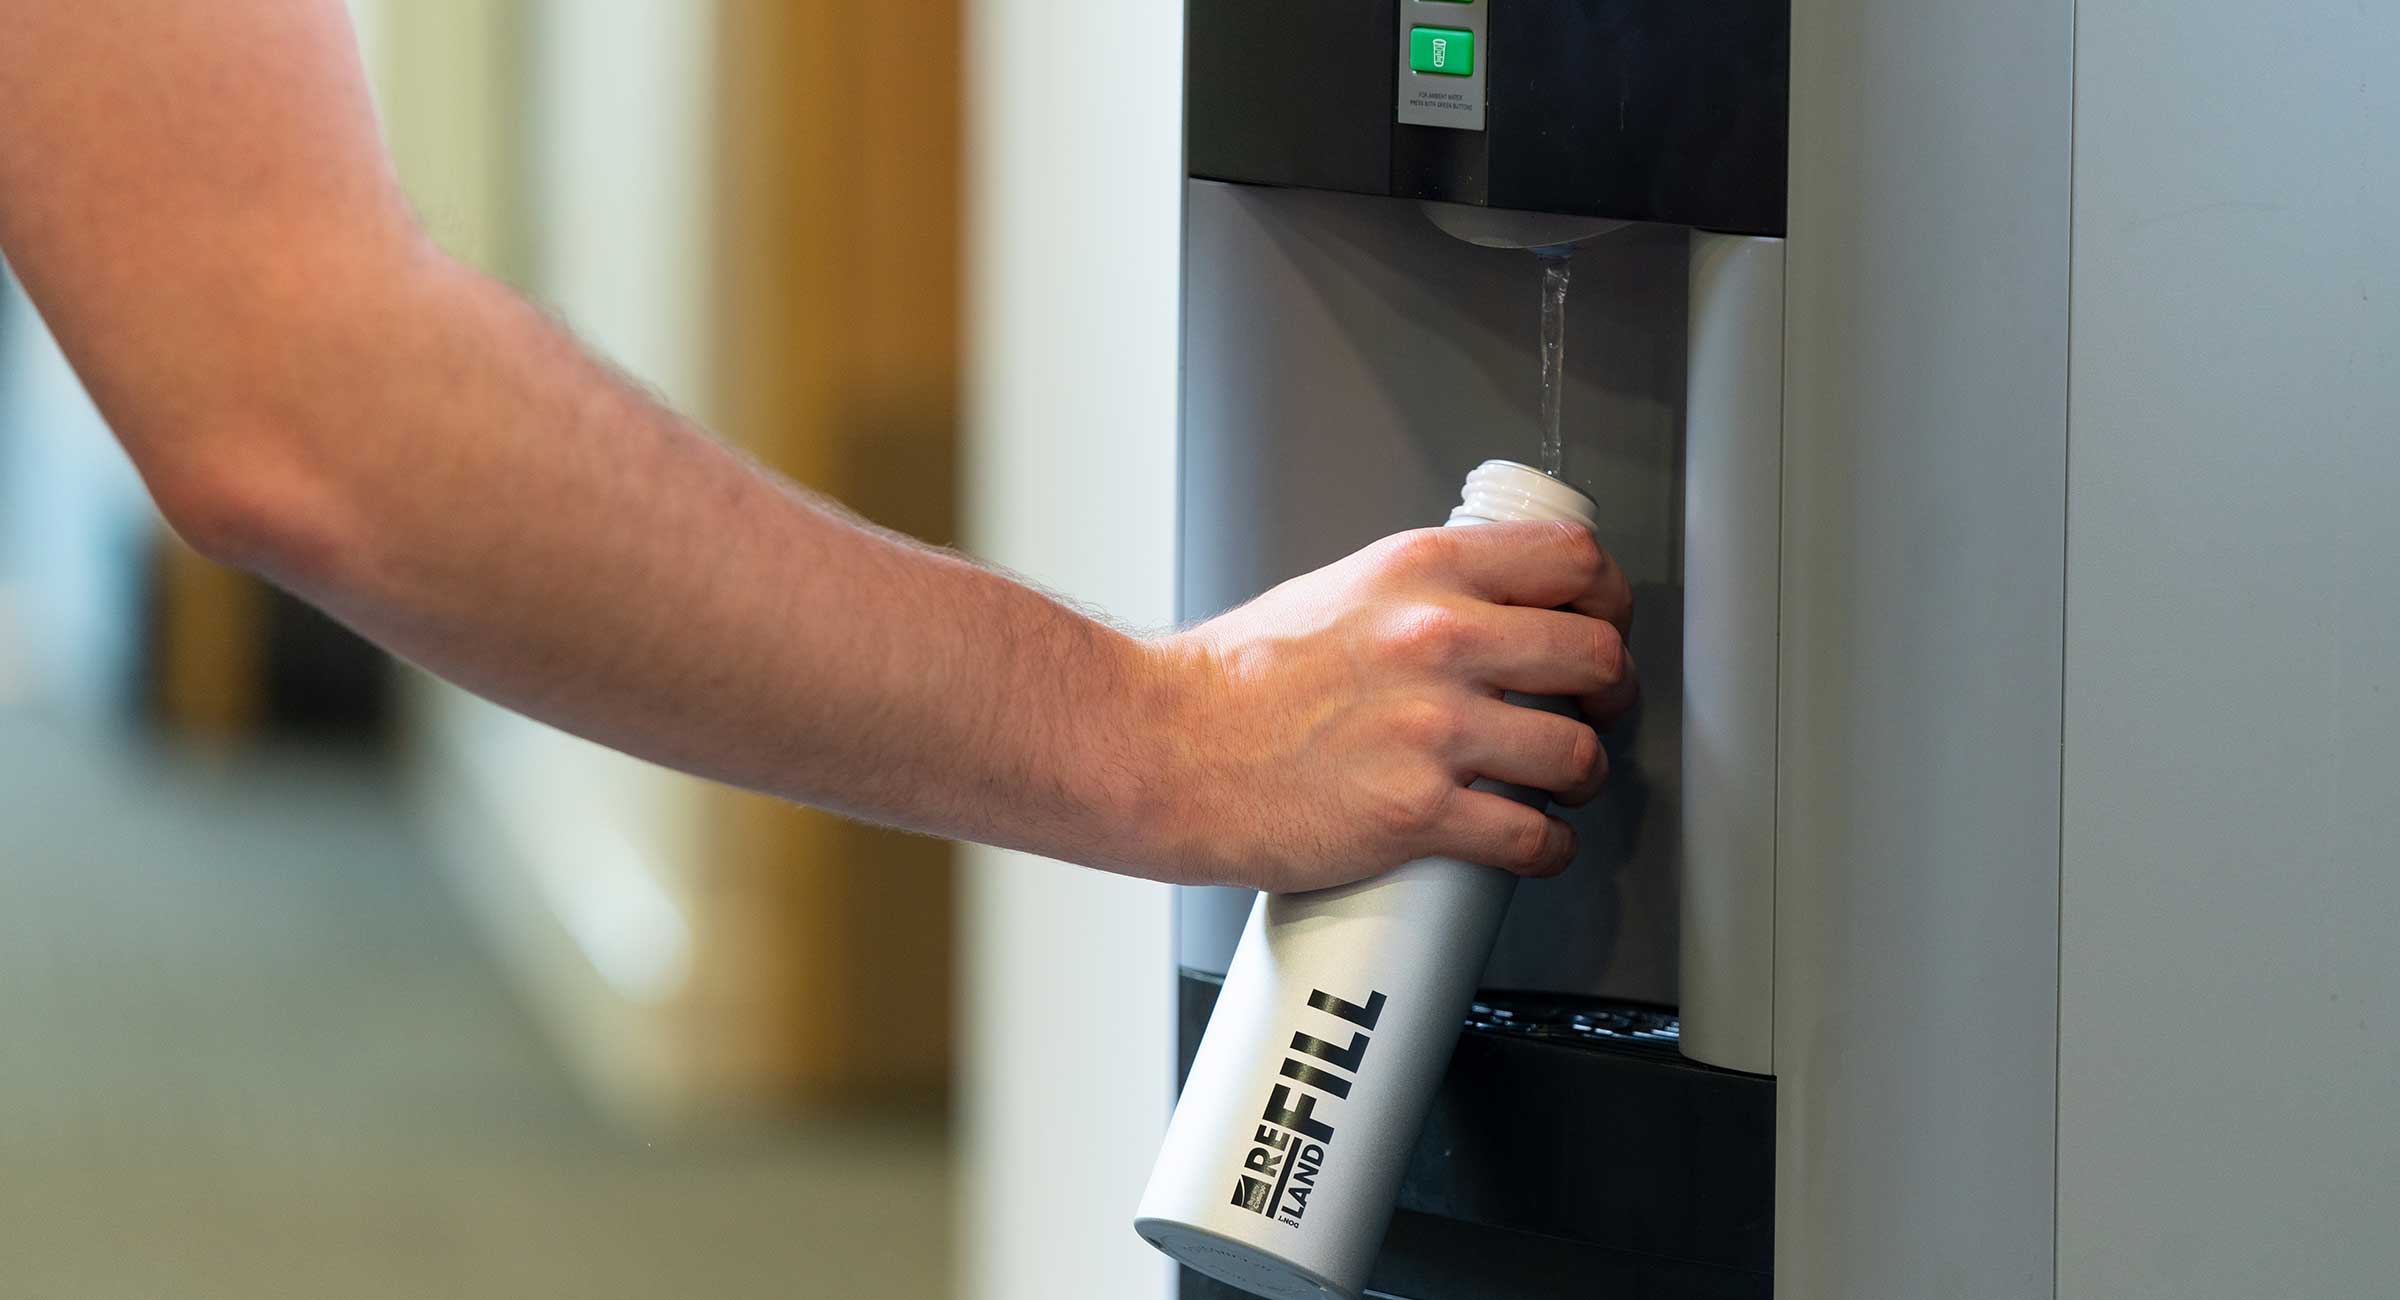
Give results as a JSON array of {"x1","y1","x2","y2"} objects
[{"x1": 1228, "y1": 987, "x2": 1387, "y2": 1227}]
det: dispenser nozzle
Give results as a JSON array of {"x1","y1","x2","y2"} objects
[{"x1": 1419, "y1": 200, "x2": 1630, "y2": 251}]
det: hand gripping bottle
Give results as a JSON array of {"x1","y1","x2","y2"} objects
[{"x1": 1135, "y1": 460, "x2": 1603, "y2": 1299}]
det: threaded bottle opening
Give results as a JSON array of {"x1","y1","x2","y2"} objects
[{"x1": 1447, "y1": 459, "x2": 1601, "y2": 533}]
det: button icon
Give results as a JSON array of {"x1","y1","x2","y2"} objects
[{"x1": 1409, "y1": 26, "x2": 1474, "y2": 77}]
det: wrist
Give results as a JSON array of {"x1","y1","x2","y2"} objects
[{"x1": 1095, "y1": 630, "x2": 1238, "y2": 885}]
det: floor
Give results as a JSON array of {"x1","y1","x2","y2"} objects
[{"x1": 0, "y1": 719, "x2": 953, "y2": 1300}]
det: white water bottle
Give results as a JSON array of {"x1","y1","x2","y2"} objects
[{"x1": 1135, "y1": 460, "x2": 1604, "y2": 1300}]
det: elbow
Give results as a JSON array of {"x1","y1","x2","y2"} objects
[{"x1": 147, "y1": 430, "x2": 362, "y2": 592}]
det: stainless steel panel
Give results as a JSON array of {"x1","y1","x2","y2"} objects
[
  {"x1": 1777, "y1": 0, "x2": 2072, "y2": 1294},
  {"x1": 1678, "y1": 233, "x2": 1784, "y2": 1076},
  {"x1": 2059, "y1": 4, "x2": 2400, "y2": 1294}
]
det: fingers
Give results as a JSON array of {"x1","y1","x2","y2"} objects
[
  {"x1": 1427, "y1": 789, "x2": 1578, "y2": 877},
  {"x1": 1580, "y1": 643, "x2": 1638, "y2": 732},
  {"x1": 1458, "y1": 606, "x2": 1632, "y2": 712},
  {"x1": 1406, "y1": 522, "x2": 1633, "y2": 636},
  {"x1": 1453, "y1": 697, "x2": 1609, "y2": 805},
  {"x1": 1413, "y1": 603, "x2": 1636, "y2": 732}
]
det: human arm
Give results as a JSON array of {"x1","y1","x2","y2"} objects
[{"x1": 0, "y1": 0, "x2": 1634, "y2": 890}]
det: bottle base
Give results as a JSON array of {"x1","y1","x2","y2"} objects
[{"x1": 1133, "y1": 1218, "x2": 1357, "y2": 1300}]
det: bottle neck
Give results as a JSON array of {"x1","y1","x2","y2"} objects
[{"x1": 1447, "y1": 459, "x2": 1601, "y2": 532}]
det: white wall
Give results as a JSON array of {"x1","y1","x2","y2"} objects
[
  {"x1": 957, "y1": 4, "x2": 1185, "y2": 1299},
  {"x1": 2059, "y1": 4, "x2": 2400, "y2": 1295},
  {"x1": 523, "y1": 0, "x2": 717, "y2": 423},
  {"x1": 434, "y1": 0, "x2": 716, "y2": 988},
  {"x1": 373, "y1": 0, "x2": 725, "y2": 1051}
]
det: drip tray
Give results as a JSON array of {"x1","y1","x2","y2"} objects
[{"x1": 1176, "y1": 972, "x2": 1772, "y2": 1300}]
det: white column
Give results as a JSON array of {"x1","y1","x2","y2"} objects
[{"x1": 957, "y1": 4, "x2": 1186, "y2": 1299}]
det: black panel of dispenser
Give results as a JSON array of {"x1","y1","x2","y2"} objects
[
  {"x1": 1174, "y1": 973, "x2": 1774, "y2": 1300},
  {"x1": 1188, "y1": 0, "x2": 1788, "y2": 236},
  {"x1": 1187, "y1": 2, "x2": 1396, "y2": 197}
]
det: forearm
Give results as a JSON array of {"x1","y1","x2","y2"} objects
[
  {"x1": 0, "y1": 0, "x2": 1638, "y2": 895},
  {"x1": 0, "y1": 2, "x2": 1191, "y2": 869},
  {"x1": 229, "y1": 248, "x2": 1190, "y2": 872}
]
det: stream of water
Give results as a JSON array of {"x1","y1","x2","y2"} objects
[{"x1": 1536, "y1": 251, "x2": 1573, "y2": 478}]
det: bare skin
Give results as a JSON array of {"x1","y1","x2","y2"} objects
[{"x1": 0, "y1": 1, "x2": 1634, "y2": 892}]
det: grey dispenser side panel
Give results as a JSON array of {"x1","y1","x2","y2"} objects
[
  {"x1": 1775, "y1": 0, "x2": 2074, "y2": 1293},
  {"x1": 1677, "y1": 234, "x2": 1784, "y2": 1077}
]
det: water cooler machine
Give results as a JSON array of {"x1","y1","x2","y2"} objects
[
  {"x1": 1170, "y1": 3, "x2": 1785, "y2": 1295},
  {"x1": 1159, "y1": 0, "x2": 2066, "y2": 1293},
  {"x1": 1151, "y1": 1, "x2": 2400, "y2": 1296}
]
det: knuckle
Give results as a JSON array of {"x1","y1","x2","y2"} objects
[
  {"x1": 1385, "y1": 604, "x2": 1472, "y2": 669},
  {"x1": 1564, "y1": 725, "x2": 1604, "y2": 784},
  {"x1": 1375, "y1": 772, "x2": 1453, "y2": 841},
  {"x1": 1551, "y1": 521, "x2": 1605, "y2": 579},
  {"x1": 1502, "y1": 813, "x2": 1554, "y2": 868},
  {"x1": 1393, "y1": 694, "x2": 1466, "y2": 754},
  {"x1": 1414, "y1": 779, "x2": 1458, "y2": 834},
  {"x1": 1382, "y1": 527, "x2": 1454, "y2": 576},
  {"x1": 1590, "y1": 620, "x2": 1626, "y2": 680}
]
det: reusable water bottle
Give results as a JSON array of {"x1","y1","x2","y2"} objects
[{"x1": 1135, "y1": 459, "x2": 1603, "y2": 1300}]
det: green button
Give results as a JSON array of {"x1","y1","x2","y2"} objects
[{"x1": 1409, "y1": 26, "x2": 1474, "y2": 77}]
